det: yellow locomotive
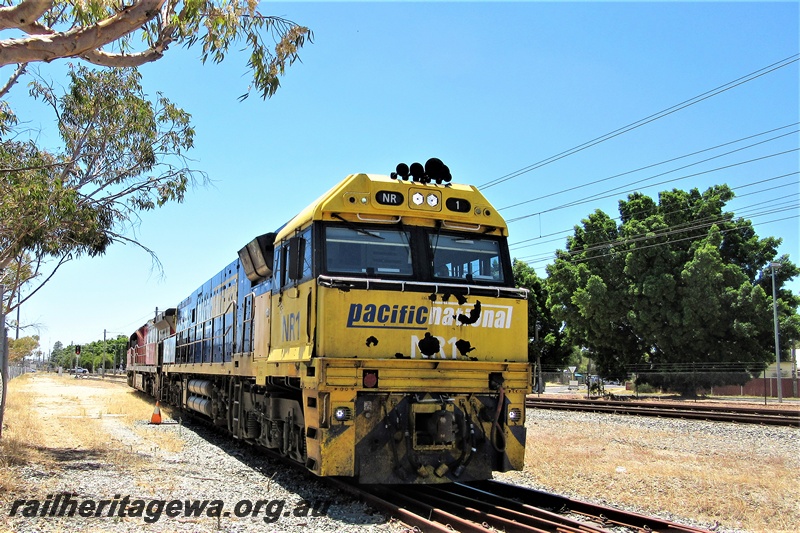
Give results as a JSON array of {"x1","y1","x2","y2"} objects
[{"x1": 128, "y1": 160, "x2": 530, "y2": 484}]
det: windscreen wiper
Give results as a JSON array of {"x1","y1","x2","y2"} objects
[{"x1": 332, "y1": 213, "x2": 385, "y2": 239}]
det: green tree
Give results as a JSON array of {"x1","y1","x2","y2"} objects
[
  {"x1": 49, "y1": 340, "x2": 65, "y2": 367},
  {"x1": 54, "y1": 344, "x2": 80, "y2": 369},
  {"x1": 1, "y1": 1, "x2": 311, "y2": 322},
  {"x1": 7, "y1": 335, "x2": 38, "y2": 363},
  {"x1": 48, "y1": 335, "x2": 128, "y2": 371},
  {"x1": 512, "y1": 260, "x2": 572, "y2": 368},
  {"x1": 1, "y1": 66, "x2": 199, "y2": 314},
  {"x1": 0, "y1": 1, "x2": 311, "y2": 100},
  {"x1": 546, "y1": 185, "x2": 799, "y2": 394}
]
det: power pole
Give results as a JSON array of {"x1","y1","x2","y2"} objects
[
  {"x1": 14, "y1": 291, "x2": 19, "y2": 340},
  {"x1": 1, "y1": 284, "x2": 9, "y2": 439},
  {"x1": 770, "y1": 262, "x2": 782, "y2": 403},
  {"x1": 534, "y1": 322, "x2": 543, "y2": 395}
]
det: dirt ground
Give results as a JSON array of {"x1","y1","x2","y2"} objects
[
  {"x1": 0, "y1": 373, "x2": 164, "y2": 491},
  {"x1": 2, "y1": 374, "x2": 798, "y2": 532},
  {"x1": 8, "y1": 373, "x2": 131, "y2": 442},
  {"x1": 0, "y1": 374, "x2": 403, "y2": 533}
]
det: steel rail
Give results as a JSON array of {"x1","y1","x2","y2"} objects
[
  {"x1": 179, "y1": 407, "x2": 717, "y2": 531},
  {"x1": 387, "y1": 483, "x2": 612, "y2": 532},
  {"x1": 328, "y1": 478, "x2": 461, "y2": 532},
  {"x1": 467, "y1": 480, "x2": 712, "y2": 532},
  {"x1": 350, "y1": 479, "x2": 712, "y2": 532},
  {"x1": 526, "y1": 398, "x2": 800, "y2": 427},
  {"x1": 527, "y1": 396, "x2": 800, "y2": 416}
]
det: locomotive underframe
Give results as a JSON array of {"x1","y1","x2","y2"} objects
[
  {"x1": 158, "y1": 373, "x2": 307, "y2": 465},
  {"x1": 128, "y1": 356, "x2": 529, "y2": 484}
]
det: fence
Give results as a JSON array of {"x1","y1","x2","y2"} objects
[
  {"x1": 8, "y1": 365, "x2": 27, "y2": 380},
  {"x1": 711, "y1": 377, "x2": 799, "y2": 398},
  {"x1": 541, "y1": 371, "x2": 575, "y2": 385}
]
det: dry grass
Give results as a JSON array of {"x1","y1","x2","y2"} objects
[
  {"x1": 516, "y1": 413, "x2": 799, "y2": 532},
  {"x1": 0, "y1": 374, "x2": 184, "y2": 495},
  {"x1": 0, "y1": 387, "x2": 47, "y2": 492},
  {"x1": 101, "y1": 387, "x2": 185, "y2": 454}
]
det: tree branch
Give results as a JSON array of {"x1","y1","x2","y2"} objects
[
  {"x1": 9, "y1": 254, "x2": 70, "y2": 312},
  {"x1": 0, "y1": 0, "x2": 165, "y2": 66},
  {"x1": 0, "y1": 0, "x2": 53, "y2": 32},
  {"x1": 0, "y1": 62, "x2": 27, "y2": 98},
  {"x1": 78, "y1": 0, "x2": 179, "y2": 69}
]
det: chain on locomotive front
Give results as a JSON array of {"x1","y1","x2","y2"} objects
[{"x1": 127, "y1": 162, "x2": 530, "y2": 484}]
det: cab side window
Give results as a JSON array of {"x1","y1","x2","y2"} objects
[
  {"x1": 273, "y1": 244, "x2": 285, "y2": 290},
  {"x1": 273, "y1": 227, "x2": 313, "y2": 291}
]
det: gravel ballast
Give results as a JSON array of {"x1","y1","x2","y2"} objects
[
  {"x1": 4, "y1": 413, "x2": 410, "y2": 533},
  {"x1": 3, "y1": 375, "x2": 797, "y2": 532},
  {"x1": 495, "y1": 406, "x2": 800, "y2": 533}
]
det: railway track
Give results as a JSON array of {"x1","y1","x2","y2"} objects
[
  {"x1": 331, "y1": 478, "x2": 710, "y2": 532},
  {"x1": 526, "y1": 397, "x2": 800, "y2": 426},
  {"x1": 180, "y1": 399, "x2": 729, "y2": 532}
]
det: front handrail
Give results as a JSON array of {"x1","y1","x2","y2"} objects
[{"x1": 317, "y1": 275, "x2": 528, "y2": 299}]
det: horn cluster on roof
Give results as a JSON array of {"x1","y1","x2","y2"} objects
[{"x1": 390, "y1": 158, "x2": 452, "y2": 184}]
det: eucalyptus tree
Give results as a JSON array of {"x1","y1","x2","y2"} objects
[
  {"x1": 0, "y1": 0, "x2": 311, "y2": 100},
  {"x1": 0, "y1": 66, "x2": 196, "y2": 313},
  {"x1": 0, "y1": 1, "x2": 312, "y2": 317},
  {"x1": 7, "y1": 334, "x2": 37, "y2": 363}
]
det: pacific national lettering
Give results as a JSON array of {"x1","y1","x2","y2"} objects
[{"x1": 346, "y1": 302, "x2": 512, "y2": 330}]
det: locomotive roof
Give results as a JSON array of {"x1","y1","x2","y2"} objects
[{"x1": 274, "y1": 173, "x2": 509, "y2": 241}]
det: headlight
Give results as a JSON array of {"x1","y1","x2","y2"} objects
[
  {"x1": 508, "y1": 408, "x2": 522, "y2": 422},
  {"x1": 333, "y1": 406, "x2": 352, "y2": 422}
]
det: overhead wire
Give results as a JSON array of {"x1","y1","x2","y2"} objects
[
  {"x1": 545, "y1": 148, "x2": 799, "y2": 213},
  {"x1": 498, "y1": 124, "x2": 798, "y2": 211},
  {"x1": 548, "y1": 214, "x2": 799, "y2": 268},
  {"x1": 112, "y1": 311, "x2": 156, "y2": 333},
  {"x1": 510, "y1": 192, "x2": 800, "y2": 254},
  {"x1": 485, "y1": 55, "x2": 799, "y2": 272},
  {"x1": 517, "y1": 205, "x2": 799, "y2": 265},
  {"x1": 517, "y1": 209, "x2": 797, "y2": 264},
  {"x1": 480, "y1": 53, "x2": 799, "y2": 190},
  {"x1": 512, "y1": 179, "x2": 800, "y2": 258},
  {"x1": 515, "y1": 196, "x2": 799, "y2": 262},
  {"x1": 505, "y1": 149, "x2": 799, "y2": 223},
  {"x1": 508, "y1": 174, "x2": 800, "y2": 250}
]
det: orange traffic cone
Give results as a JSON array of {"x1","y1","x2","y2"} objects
[{"x1": 150, "y1": 401, "x2": 162, "y2": 425}]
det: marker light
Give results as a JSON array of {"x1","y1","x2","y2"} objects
[
  {"x1": 363, "y1": 371, "x2": 379, "y2": 388},
  {"x1": 508, "y1": 408, "x2": 522, "y2": 422},
  {"x1": 334, "y1": 407, "x2": 352, "y2": 422}
]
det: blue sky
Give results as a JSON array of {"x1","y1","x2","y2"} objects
[{"x1": 7, "y1": 1, "x2": 799, "y2": 353}]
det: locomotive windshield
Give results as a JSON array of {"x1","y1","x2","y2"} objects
[
  {"x1": 430, "y1": 234, "x2": 505, "y2": 283},
  {"x1": 324, "y1": 224, "x2": 510, "y2": 284},
  {"x1": 325, "y1": 226, "x2": 413, "y2": 275}
]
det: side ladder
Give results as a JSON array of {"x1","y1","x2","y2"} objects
[{"x1": 230, "y1": 379, "x2": 242, "y2": 439}]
